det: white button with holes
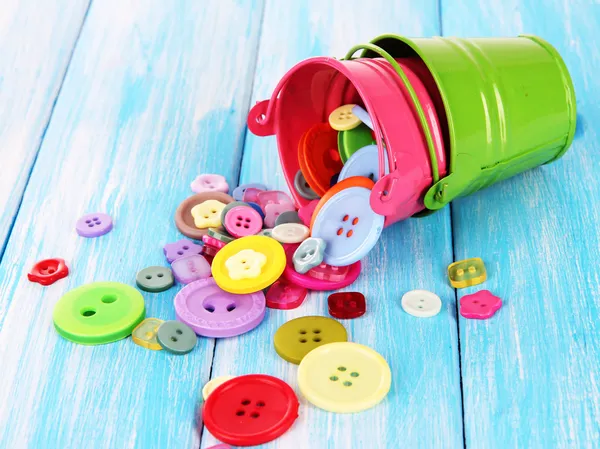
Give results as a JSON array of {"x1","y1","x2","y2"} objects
[
  {"x1": 401, "y1": 289, "x2": 442, "y2": 318},
  {"x1": 271, "y1": 223, "x2": 310, "y2": 244}
]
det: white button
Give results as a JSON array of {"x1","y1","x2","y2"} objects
[
  {"x1": 272, "y1": 223, "x2": 310, "y2": 244},
  {"x1": 401, "y1": 290, "x2": 442, "y2": 318},
  {"x1": 202, "y1": 375, "x2": 235, "y2": 400}
]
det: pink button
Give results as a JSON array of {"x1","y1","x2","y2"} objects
[
  {"x1": 264, "y1": 203, "x2": 295, "y2": 228},
  {"x1": 308, "y1": 263, "x2": 349, "y2": 282},
  {"x1": 202, "y1": 234, "x2": 226, "y2": 249},
  {"x1": 191, "y1": 174, "x2": 229, "y2": 193},
  {"x1": 298, "y1": 200, "x2": 319, "y2": 226},
  {"x1": 266, "y1": 279, "x2": 307, "y2": 310},
  {"x1": 223, "y1": 206, "x2": 263, "y2": 238},
  {"x1": 242, "y1": 187, "x2": 264, "y2": 203},
  {"x1": 460, "y1": 290, "x2": 502, "y2": 319},
  {"x1": 257, "y1": 190, "x2": 294, "y2": 211}
]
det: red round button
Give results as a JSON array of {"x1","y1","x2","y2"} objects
[
  {"x1": 203, "y1": 374, "x2": 299, "y2": 446},
  {"x1": 223, "y1": 206, "x2": 263, "y2": 238},
  {"x1": 27, "y1": 258, "x2": 69, "y2": 286}
]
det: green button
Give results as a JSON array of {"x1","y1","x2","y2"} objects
[
  {"x1": 135, "y1": 266, "x2": 174, "y2": 292},
  {"x1": 338, "y1": 124, "x2": 375, "y2": 163},
  {"x1": 157, "y1": 321, "x2": 197, "y2": 354},
  {"x1": 208, "y1": 227, "x2": 235, "y2": 243},
  {"x1": 274, "y1": 316, "x2": 347, "y2": 364},
  {"x1": 53, "y1": 282, "x2": 146, "y2": 345}
]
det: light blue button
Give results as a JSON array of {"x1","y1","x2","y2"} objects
[
  {"x1": 232, "y1": 183, "x2": 267, "y2": 201},
  {"x1": 293, "y1": 238, "x2": 326, "y2": 273},
  {"x1": 352, "y1": 105, "x2": 373, "y2": 130},
  {"x1": 338, "y1": 145, "x2": 388, "y2": 182}
]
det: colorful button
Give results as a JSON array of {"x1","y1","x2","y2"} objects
[
  {"x1": 176, "y1": 192, "x2": 234, "y2": 240},
  {"x1": 232, "y1": 183, "x2": 267, "y2": 201},
  {"x1": 202, "y1": 244, "x2": 218, "y2": 259},
  {"x1": 208, "y1": 227, "x2": 235, "y2": 243},
  {"x1": 266, "y1": 279, "x2": 307, "y2": 310},
  {"x1": 275, "y1": 210, "x2": 302, "y2": 226},
  {"x1": 202, "y1": 234, "x2": 226, "y2": 249},
  {"x1": 264, "y1": 202, "x2": 295, "y2": 228},
  {"x1": 271, "y1": 223, "x2": 309, "y2": 244},
  {"x1": 257, "y1": 190, "x2": 294, "y2": 210},
  {"x1": 328, "y1": 104, "x2": 361, "y2": 131},
  {"x1": 203, "y1": 374, "x2": 299, "y2": 446},
  {"x1": 191, "y1": 174, "x2": 229, "y2": 194},
  {"x1": 247, "y1": 201, "x2": 265, "y2": 219},
  {"x1": 242, "y1": 187, "x2": 264, "y2": 203},
  {"x1": 76, "y1": 213, "x2": 113, "y2": 238},
  {"x1": 307, "y1": 263, "x2": 349, "y2": 281},
  {"x1": 274, "y1": 316, "x2": 348, "y2": 364},
  {"x1": 460, "y1": 290, "x2": 502, "y2": 319},
  {"x1": 191, "y1": 199, "x2": 227, "y2": 229},
  {"x1": 328, "y1": 292, "x2": 366, "y2": 319},
  {"x1": 225, "y1": 249, "x2": 267, "y2": 280},
  {"x1": 27, "y1": 258, "x2": 69, "y2": 286},
  {"x1": 171, "y1": 254, "x2": 211, "y2": 284},
  {"x1": 311, "y1": 178, "x2": 384, "y2": 266},
  {"x1": 175, "y1": 278, "x2": 266, "y2": 337},
  {"x1": 294, "y1": 170, "x2": 320, "y2": 200},
  {"x1": 219, "y1": 201, "x2": 250, "y2": 222},
  {"x1": 224, "y1": 206, "x2": 263, "y2": 238},
  {"x1": 448, "y1": 258, "x2": 487, "y2": 288},
  {"x1": 298, "y1": 200, "x2": 319, "y2": 226},
  {"x1": 163, "y1": 239, "x2": 203, "y2": 263},
  {"x1": 203, "y1": 375, "x2": 236, "y2": 400},
  {"x1": 337, "y1": 124, "x2": 376, "y2": 163},
  {"x1": 401, "y1": 290, "x2": 442, "y2": 318},
  {"x1": 135, "y1": 266, "x2": 174, "y2": 292},
  {"x1": 339, "y1": 145, "x2": 388, "y2": 183},
  {"x1": 351, "y1": 105, "x2": 373, "y2": 130},
  {"x1": 293, "y1": 238, "x2": 325, "y2": 274},
  {"x1": 212, "y1": 236, "x2": 285, "y2": 294},
  {"x1": 132, "y1": 318, "x2": 164, "y2": 350},
  {"x1": 156, "y1": 320, "x2": 197, "y2": 355},
  {"x1": 53, "y1": 282, "x2": 145, "y2": 345},
  {"x1": 297, "y1": 342, "x2": 391, "y2": 413}
]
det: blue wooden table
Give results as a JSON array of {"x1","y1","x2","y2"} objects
[{"x1": 0, "y1": 1, "x2": 598, "y2": 448}]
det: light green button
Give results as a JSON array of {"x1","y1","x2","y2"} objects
[
  {"x1": 53, "y1": 282, "x2": 146, "y2": 345},
  {"x1": 338, "y1": 124, "x2": 375, "y2": 163}
]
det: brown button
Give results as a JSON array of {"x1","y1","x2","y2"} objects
[{"x1": 175, "y1": 192, "x2": 234, "y2": 239}]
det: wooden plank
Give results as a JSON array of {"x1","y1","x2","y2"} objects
[
  {"x1": 0, "y1": 0, "x2": 90, "y2": 255},
  {"x1": 0, "y1": 1, "x2": 264, "y2": 448},
  {"x1": 442, "y1": 1, "x2": 600, "y2": 448},
  {"x1": 203, "y1": 1, "x2": 465, "y2": 448}
]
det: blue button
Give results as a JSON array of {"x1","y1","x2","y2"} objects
[
  {"x1": 351, "y1": 105, "x2": 373, "y2": 130},
  {"x1": 232, "y1": 183, "x2": 267, "y2": 201},
  {"x1": 338, "y1": 145, "x2": 388, "y2": 182},
  {"x1": 247, "y1": 201, "x2": 265, "y2": 219}
]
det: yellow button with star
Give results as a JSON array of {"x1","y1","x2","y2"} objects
[
  {"x1": 132, "y1": 318, "x2": 164, "y2": 350},
  {"x1": 190, "y1": 199, "x2": 227, "y2": 229},
  {"x1": 447, "y1": 257, "x2": 486, "y2": 288},
  {"x1": 328, "y1": 104, "x2": 361, "y2": 131}
]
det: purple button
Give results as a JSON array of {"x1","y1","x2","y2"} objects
[
  {"x1": 75, "y1": 213, "x2": 113, "y2": 238},
  {"x1": 174, "y1": 278, "x2": 266, "y2": 338},
  {"x1": 171, "y1": 255, "x2": 211, "y2": 284},
  {"x1": 163, "y1": 239, "x2": 203, "y2": 263}
]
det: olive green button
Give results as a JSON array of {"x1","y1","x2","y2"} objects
[
  {"x1": 136, "y1": 266, "x2": 174, "y2": 292},
  {"x1": 208, "y1": 227, "x2": 235, "y2": 243},
  {"x1": 156, "y1": 320, "x2": 197, "y2": 354},
  {"x1": 53, "y1": 282, "x2": 146, "y2": 345},
  {"x1": 338, "y1": 124, "x2": 375, "y2": 163},
  {"x1": 273, "y1": 316, "x2": 348, "y2": 364}
]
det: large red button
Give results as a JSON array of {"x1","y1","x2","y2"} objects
[
  {"x1": 203, "y1": 374, "x2": 299, "y2": 446},
  {"x1": 27, "y1": 258, "x2": 69, "y2": 286}
]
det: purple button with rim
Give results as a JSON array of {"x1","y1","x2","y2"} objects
[
  {"x1": 76, "y1": 213, "x2": 113, "y2": 238},
  {"x1": 171, "y1": 254, "x2": 211, "y2": 284},
  {"x1": 175, "y1": 277, "x2": 266, "y2": 338},
  {"x1": 163, "y1": 239, "x2": 203, "y2": 263}
]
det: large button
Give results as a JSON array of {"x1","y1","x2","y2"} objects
[
  {"x1": 294, "y1": 170, "x2": 320, "y2": 200},
  {"x1": 401, "y1": 290, "x2": 442, "y2": 318},
  {"x1": 223, "y1": 205, "x2": 263, "y2": 238},
  {"x1": 297, "y1": 342, "x2": 391, "y2": 413},
  {"x1": 191, "y1": 174, "x2": 229, "y2": 194},
  {"x1": 232, "y1": 183, "x2": 267, "y2": 201},
  {"x1": 328, "y1": 104, "x2": 361, "y2": 131},
  {"x1": 27, "y1": 258, "x2": 69, "y2": 286},
  {"x1": 203, "y1": 374, "x2": 299, "y2": 446},
  {"x1": 298, "y1": 123, "x2": 343, "y2": 196},
  {"x1": 265, "y1": 279, "x2": 307, "y2": 310},
  {"x1": 337, "y1": 124, "x2": 375, "y2": 163},
  {"x1": 273, "y1": 316, "x2": 347, "y2": 364},
  {"x1": 163, "y1": 239, "x2": 203, "y2": 263},
  {"x1": 175, "y1": 192, "x2": 234, "y2": 239},
  {"x1": 328, "y1": 292, "x2": 366, "y2": 319},
  {"x1": 53, "y1": 282, "x2": 145, "y2": 345},
  {"x1": 174, "y1": 278, "x2": 266, "y2": 337},
  {"x1": 76, "y1": 213, "x2": 113, "y2": 238},
  {"x1": 132, "y1": 318, "x2": 164, "y2": 350},
  {"x1": 171, "y1": 254, "x2": 211, "y2": 284},
  {"x1": 203, "y1": 375, "x2": 235, "y2": 400},
  {"x1": 156, "y1": 320, "x2": 197, "y2": 355},
  {"x1": 135, "y1": 266, "x2": 174, "y2": 292},
  {"x1": 212, "y1": 236, "x2": 285, "y2": 294},
  {"x1": 310, "y1": 177, "x2": 384, "y2": 266},
  {"x1": 339, "y1": 144, "x2": 388, "y2": 183}
]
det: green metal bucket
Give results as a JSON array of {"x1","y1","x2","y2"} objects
[{"x1": 362, "y1": 35, "x2": 577, "y2": 210}]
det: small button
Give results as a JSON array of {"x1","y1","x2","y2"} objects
[
  {"x1": 448, "y1": 257, "x2": 487, "y2": 288},
  {"x1": 232, "y1": 183, "x2": 267, "y2": 201},
  {"x1": 156, "y1": 320, "x2": 197, "y2": 355},
  {"x1": 27, "y1": 258, "x2": 69, "y2": 286},
  {"x1": 275, "y1": 210, "x2": 302, "y2": 226},
  {"x1": 132, "y1": 318, "x2": 164, "y2": 350},
  {"x1": 191, "y1": 174, "x2": 229, "y2": 194},
  {"x1": 171, "y1": 254, "x2": 211, "y2": 284},
  {"x1": 208, "y1": 227, "x2": 235, "y2": 243},
  {"x1": 264, "y1": 202, "x2": 295, "y2": 228},
  {"x1": 135, "y1": 266, "x2": 174, "y2": 292},
  {"x1": 75, "y1": 213, "x2": 113, "y2": 238},
  {"x1": 328, "y1": 292, "x2": 366, "y2": 319},
  {"x1": 176, "y1": 192, "x2": 234, "y2": 240},
  {"x1": 242, "y1": 187, "x2": 264, "y2": 203},
  {"x1": 258, "y1": 228, "x2": 273, "y2": 237},
  {"x1": 247, "y1": 201, "x2": 265, "y2": 219},
  {"x1": 219, "y1": 200, "x2": 250, "y2": 223},
  {"x1": 298, "y1": 200, "x2": 319, "y2": 226},
  {"x1": 328, "y1": 104, "x2": 361, "y2": 131},
  {"x1": 339, "y1": 144, "x2": 388, "y2": 182},
  {"x1": 163, "y1": 239, "x2": 203, "y2": 263},
  {"x1": 401, "y1": 290, "x2": 442, "y2": 318},
  {"x1": 202, "y1": 375, "x2": 236, "y2": 400},
  {"x1": 460, "y1": 290, "x2": 502, "y2": 319},
  {"x1": 225, "y1": 249, "x2": 267, "y2": 280},
  {"x1": 223, "y1": 206, "x2": 263, "y2": 238},
  {"x1": 256, "y1": 190, "x2": 294, "y2": 210},
  {"x1": 294, "y1": 170, "x2": 320, "y2": 200},
  {"x1": 271, "y1": 223, "x2": 309, "y2": 244},
  {"x1": 293, "y1": 238, "x2": 325, "y2": 274},
  {"x1": 274, "y1": 316, "x2": 348, "y2": 364},
  {"x1": 190, "y1": 199, "x2": 227, "y2": 229},
  {"x1": 266, "y1": 279, "x2": 307, "y2": 310}
]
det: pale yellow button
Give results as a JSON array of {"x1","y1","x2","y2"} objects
[
  {"x1": 328, "y1": 104, "x2": 361, "y2": 131},
  {"x1": 298, "y1": 342, "x2": 391, "y2": 413},
  {"x1": 202, "y1": 375, "x2": 235, "y2": 400},
  {"x1": 225, "y1": 248, "x2": 267, "y2": 280},
  {"x1": 132, "y1": 318, "x2": 164, "y2": 350},
  {"x1": 190, "y1": 199, "x2": 226, "y2": 229}
]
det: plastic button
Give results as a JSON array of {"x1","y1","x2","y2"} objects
[
  {"x1": 191, "y1": 174, "x2": 229, "y2": 194},
  {"x1": 274, "y1": 316, "x2": 347, "y2": 364},
  {"x1": 205, "y1": 445, "x2": 231, "y2": 449},
  {"x1": 247, "y1": 201, "x2": 265, "y2": 219},
  {"x1": 265, "y1": 279, "x2": 307, "y2": 310},
  {"x1": 351, "y1": 105, "x2": 373, "y2": 130},
  {"x1": 176, "y1": 192, "x2": 234, "y2": 240},
  {"x1": 294, "y1": 170, "x2": 320, "y2": 200},
  {"x1": 132, "y1": 318, "x2": 163, "y2": 350},
  {"x1": 224, "y1": 206, "x2": 263, "y2": 238},
  {"x1": 175, "y1": 278, "x2": 266, "y2": 337},
  {"x1": 163, "y1": 239, "x2": 203, "y2": 263},
  {"x1": 76, "y1": 213, "x2": 113, "y2": 238},
  {"x1": 203, "y1": 375, "x2": 236, "y2": 400},
  {"x1": 242, "y1": 187, "x2": 264, "y2": 203},
  {"x1": 171, "y1": 254, "x2": 211, "y2": 284},
  {"x1": 232, "y1": 183, "x2": 267, "y2": 201},
  {"x1": 156, "y1": 320, "x2": 197, "y2": 355},
  {"x1": 339, "y1": 145, "x2": 388, "y2": 182},
  {"x1": 203, "y1": 374, "x2": 299, "y2": 446},
  {"x1": 328, "y1": 104, "x2": 361, "y2": 131},
  {"x1": 202, "y1": 234, "x2": 226, "y2": 249},
  {"x1": 208, "y1": 227, "x2": 235, "y2": 243},
  {"x1": 256, "y1": 190, "x2": 294, "y2": 210},
  {"x1": 460, "y1": 290, "x2": 502, "y2": 319},
  {"x1": 307, "y1": 263, "x2": 349, "y2": 281},
  {"x1": 135, "y1": 266, "x2": 174, "y2": 292},
  {"x1": 448, "y1": 258, "x2": 487, "y2": 288},
  {"x1": 27, "y1": 258, "x2": 69, "y2": 286},
  {"x1": 53, "y1": 282, "x2": 145, "y2": 345},
  {"x1": 271, "y1": 223, "x2": 309, "y2": 244},
  {"x1": 220, "y1": 201, "x2": 250, "y2": 223},
  {"x1": 293, "y1": 238, "x2": 325, "y2": 274},
  {"x1": 264, "y1": 202, "x2": 295, "y2": 228},
  {"x1": 225, "y1": 249, "x2": 267, "y2": 280},
  {"x1": 275, "y1": 210, "x2": 302, "y2": 226},
  {"x1": 258, "y1": 228, "x2": 273, "y2": 237},
  {"x1": 401, "y1": 290, "x2": 442, "y2": 318},
  {"x1": 297, "y1": 342, "x2": 391, "y2": 413},
  {"x1": 298, "y1": 200, "x2": 319, "y2": 226},
  {"x1": 337, "y1": 124, "x2": 375, "y2": 163},
  {"x1": 328, "y1": 292, "x2": 366, "y2": 319},
  {"x1": 191, "y1": 199, "x2": 227, "y2": 229}
]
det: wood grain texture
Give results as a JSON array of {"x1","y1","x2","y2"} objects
[
  {"x1": 442, "y1": 1, "x2": 600, "y2": 448},
  {"x1": 202, "y1": 1, "x2": 465, "y2": 448},
  {"x1": 0, "y1": 1, "x2": 264, "y2": 448},
  {"x1": 0, "y1": 0, "x2": 90, "y2": 253}
]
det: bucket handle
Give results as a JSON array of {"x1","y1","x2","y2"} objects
[{"x1": 342, "y1": 44, "x2": 440, "y2": 186}]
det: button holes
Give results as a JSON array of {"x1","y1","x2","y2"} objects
[
  {"x1": 337, "y1": 366, "x2": 347, "y2": 372},
  {"x1": 145, "y1": 331, "x2": 153, "y2": 338},
  {"x1": 342, "y1": 215, "x2": 349, "y2": 222},
  {"x1": 343, "y1": 381, "x2": 352, "y2": 387},
  {"x1": 456, "y1": 269, "x2": 464, "y2": 276},
  {"x1": 204, "y1": 215, "x2": 209, "y2": 219},
  {"x1": 145, "y1": 275, "x2": 152, "y2": 280},
  {"x1": 346, "y1": 230, "x2": 354, "y2": 238},
  {"x1": 275, "y1": 212, "x2": 280, "y2": 216},
  {"x1": 299, "y1": 339, "x2": 307, "y2": 343},
  {"x1": 101, "y1": 294, "x2": 117, "y2": 304},
  {"x1": 472, "y1": 300, "x2": 479, "y2": 304},
  {"x1": 480, "y1": 304, "x2": 487, "y2": 307},
  {"x1": 236, "y1": 223, "x2": 241, "y2": 227},
  {"x1": 88, "y1": 224, "x2": 94, "y2": 227},
  {"x1": 468, "y1": 266, "x2": 476, "y2": 273},
  {"x1": 245, "y1": 218, "x2": 251, "y2": 222},
  {"x1": 313, "y1": 329, "x2": 321, "y2": 334},
  {"x1": 336, "y1": 228, "x2": 343, "y2": 236},
  {"x1": 330, "y1": 376, "x2": 339, "y2": 381},
  {"x1": 237, "y1": 216, "x2": 243, "y2": 220},
  {"x1": 244, "y1": 266, "x2": 250, "y2": 270},
  {"x1": 308, "y1": 250, "x2": 315, "y2": 256},
  {"x1": 81, "y1": 308, "x2": 96, "y2": 317},
  {"x1": 236, "y1": 410, "x2": 245, "y2": 416},
  {"x1": 177, "y1": 251, "x2": 184, "y2": 255},
  {"x1": 241, "y1": 399, "x2": 251, "y2": 405},
  {"x1": 85, "y1": 220, "x2": 91, "y2": 224},
  {"x1": 47, "y1": 269, "x2": 55, "y2": 274},
  {"x1": 243, "y1": 224, "x2": 249, "y2": 229},
  {"x1": 419, "y1": 298, "x2": 425, "y2": 302},
  {"x1": 313, "y1": 337, "x2": 321, "y2": 342},
  {"x1": 176, "y1": 329, "x2": 183, "y2": 335},
  {"x1": 171, "y1": 336, "x2": 178, "y2": 342},
  {"x1": 256, "y1": 401, "x2": 265, "y2": 407},
  {"x1": 226, "y1": 304, "x2": 236, "y2": 312},
  {"x1": 250, "y1": 412, "x2": 260, "y2": 419},
  {"x1": 157, "y1": 273, "x2": 164, "y2": 278},
  {"x1": 205, "y1": 305, "x2": 215, "y2": 313},
  {"x1": 182, "y1": 246, "x2": 189, "y2": 250},
  {"x1": 299, "y1": 329, "x2": 307, "y2": 334},
  {"x1": 93, "y1": 217, "x2": 98, "y2": 220},
  {"x1": 256, "y1": 113, "x2": 265, "y2": 124},
  {"x1": 382, "y1": 190, "x2": 389, "y2": 196},
  {"x1": 211, "y1": 210, "x2": 217, "y2": 213},
  {"x1": 350, "y1": 372, "x2": 359, "y2": 377},
  {"x1": 96, "y1": 221, "x2": 102, "y2": 224},
  {"x1": 352, "y1": 217, "x2": 359, "y2": 225},
  {"x1": 418, "y1": 305, "x2": 423, "y2": 309},
  {"x1": 241, "y1": 260, "x2": 246, "y2": 264}
]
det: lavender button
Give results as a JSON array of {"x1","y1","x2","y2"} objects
[
  {"x1": 76, "y1": 213, "x2": 113, "y2": 238},
  {"x1": 171, "y1": 255, "x2": 211, "y2": 284},
  {"x1": 163, "y1": 239, "x2": 203, "y2": 263},
  {"x1": 174, "y1": 278, "x2": 266, "y2": 338}
]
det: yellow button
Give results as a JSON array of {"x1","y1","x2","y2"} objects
[
  {"x1": 202, "y1": 375, "x2": 235, "y2": 400},
  {"x1": 212, "y1": 236, "x2": 285, "y2": 294},
  {"x1": 190, "y1": 199, "x2": 226, "y2": 229},
  {"x1": 328, "y1": 104, "x2": 361, "y2": 131},
  {"x1": 298, "y1": 342, "x2": 391, "y2": 413},
  {"x1": 447, "y1": 257, "x2": 486, "y2": 288},
  {"x1": 225, "y1": 248, "x2": 267, "y2": 280},
  {"x1": 132, "y1": 318, "x2": 164, "y2": 350}
]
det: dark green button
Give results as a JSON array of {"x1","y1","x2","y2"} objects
[
  {"x1": 338, "y1": 124, "x2": 375, "y2": 163},
  {"x1": 136, "y1": 266, "x2": 174, "y2": 292},
  {"x1": 156, "y1": 320, "x2": 197, "y2": 354},
  {"x1": 208, "y1": 227, "x2": 235, "y2": 243}
]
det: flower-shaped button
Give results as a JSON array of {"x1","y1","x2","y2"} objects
[
  {"x1": 294, "y1": 170, "x2": 320, "y2": 200},
  {"x1": 339, "y1": 144, "x2": 388, "y2": 183},
  {"x1": 232, "y1": 183, "x2": 267, "y2": 201},
  {"x1": 293, "y1": 238, "x2": 325, "y2": 274},
  {"x1": 401, "y1": 290, "x2": 442, "y2": 318},
  {"x1": 272, "y1": 223, "x2": 309, "y2": 244},
  {"x1": 448, "y1": 257, "x2": 487, "y2": 288},
  {"x1": 163, "y1": 239, "x2": 203, "y2": 263},
  {"x1": 225, "y1": 249, "x2": 267, "y2": 280},
  {"x1": 298, "y1": 200, "x2": 319, "y2": 226},
  {"x1": 76, "y1": 213, "x2": 113, "y2": 238},
  {"x1": 191, "y1": 199, "x2": 227, "y2": 229},
  {"x1": 132, "y1": 318, "x2": 164, "y2": 350},
  {"x1": 266, "y1": 279, "x2": 307, "y2": 310},
  {"x1": 328, "y1": 292, "x2": 366, "y2": 319},
  {"x1": 191, "y1": 174, "x2": 229, "y2": 194},
  {"x1": 264, "y1": 202, "x2": 295, "y2": 228},
  {"x1": 171, "y1": 254, "x2": 211, "y2": 284},
  {"x1": 223, "y1": 206, "x2": 263, "y2": 238},
  {"x1": 28, "y1": 258, "x2": 69, "y2": 286},
  {"x1": 460, "y1": 290, "x2": 502, "y2": 319},
  {"x1": 328, "y1": 104, "x2": 361, "y2": 131}
]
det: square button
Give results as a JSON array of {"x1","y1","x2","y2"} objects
[{"x1": 328, "y1": 292, "x2": 366, "y2": 319}]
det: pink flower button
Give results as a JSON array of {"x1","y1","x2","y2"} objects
[
  {"x1": 190, "y1": 174, "x2": 229, "y2": 193},
  {"x1": 460, "y1": 290, "x2": 502, "y2": 319},
  {"x1": 264, "y1": 202, "x2": 295, "y2": 228},
  {"x1": 298, "y1": 200, "x2": 319, "y2": 226},
  {"x1": 257, "y1": 190, "x2": 294, "y2": 210},
  {"x1": 223, "y1": 206, "x2": 263, "y2": 238},
  {"x1": 242, "y1": 187, "x2": 264, "y2": 203}
]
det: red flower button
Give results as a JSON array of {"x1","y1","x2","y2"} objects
[
  {"x1": 328, "y1": 292, "x2": 366, "y2": 319},
  {"x1": 27, "y1": 258, "x2": 69, "y2": 286},
  {"x1": 460, "y1": 290, "x2": 502, "y2": 319}
]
